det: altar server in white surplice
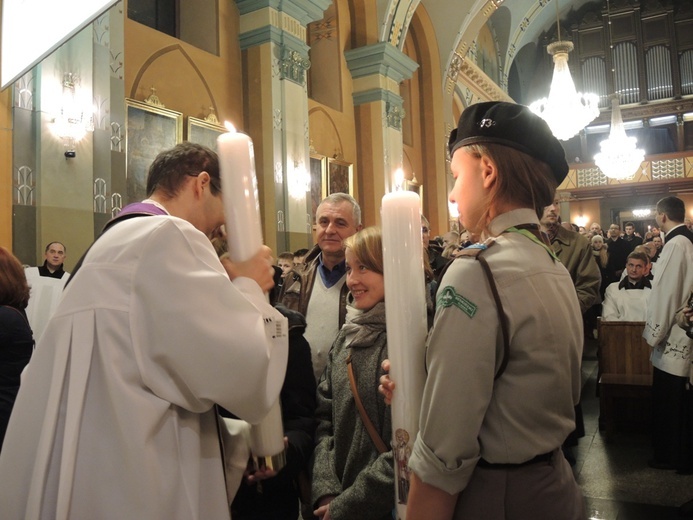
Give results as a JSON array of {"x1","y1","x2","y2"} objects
[
  {"x1": 24, "y1": 241, "x2": 70, "y2": 342},
  {"x1": 0, "y1": 142, "x2": 288, "y2": 520}
]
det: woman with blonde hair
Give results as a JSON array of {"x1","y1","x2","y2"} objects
[
  {"x1": 0, "y1": 247, "x2": 34, "y2": 450},
  {"x1": 311, "y1": 226, "x2": 393, "y2": 520}
]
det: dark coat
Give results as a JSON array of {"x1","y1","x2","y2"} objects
[
  {"x1": 0, "y1": 306, "x2": 33, "y2": 450},
  {"x1": 229, "y1": 305, "x2": 318, "y2": 520}
]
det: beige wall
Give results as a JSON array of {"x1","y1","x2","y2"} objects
[{"x1": 125, "y1": 2, "x2": 244, "y2": 125}]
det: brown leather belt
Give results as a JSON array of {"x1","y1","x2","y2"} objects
[{"x1": 477, "y1": 450, "x2": 554, "y2": 470}]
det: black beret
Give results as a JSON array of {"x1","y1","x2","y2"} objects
[{"x1": 448, "y1": 101, "x2": 569, "y2": 185}]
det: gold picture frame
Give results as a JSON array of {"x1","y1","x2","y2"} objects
[
  {"x1": 310, "y1": 154, "x2": 327, "y2": 223},
  {"x1": 325, "y1": 158, "x2": 353, "y2": 198},
  {"x1": 125, "y1": 98, "x2": 183, "y2": 204},
  {"x1": 186, "y1": 116, "x2": 226, "y2": 152},
  {"x1": 404, "y1": 178, "x2": 423, "y2": 204}
]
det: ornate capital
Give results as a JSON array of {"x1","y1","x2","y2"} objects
[
  {"x1": 386, "y1": 101, "x2": 405, "y2": 130},
  {"x1": 280, "y1": 47, "x2": 311, "y2": 85}
]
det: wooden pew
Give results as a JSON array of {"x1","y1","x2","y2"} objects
[{"x1": 598, "y1": 320, "x2": 652, "y2": 441}]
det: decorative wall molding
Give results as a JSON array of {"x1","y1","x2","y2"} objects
[
  {"x1": 345, "y1": 42, "x2": 419, "y2": 83},
  {"x1": 386, "y1": 101, "x2": 405, "y2": 130},
  {"x1": 280, "y1": 47, "x2": 311, "y2": 85},
  {"x1": 94, "y1": 178, "x2": 108, "y2": 214},
  {"x1": 14, "y1": 166, "x2": 34, "y2": 206},
  {"x1": 457, "y1": 56, "x2": 513, "y2": 103}
]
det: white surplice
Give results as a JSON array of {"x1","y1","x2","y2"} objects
[
  {"x1": 24, "y1": 266, "x2": 70, "y2": 342},
  {"x1": 0, "y1": 215, "x2": 288, "y2": 520},
  {"x1": 644, "y1": 230, "x2": 693, "y2": 377}
]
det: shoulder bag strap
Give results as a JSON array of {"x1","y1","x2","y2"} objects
[
  {"x1": 346, "y1": 353, "x2": 389, "y2": 454},
  {"x1": 453, "y1": 245, "x2": 510, "y2": 380},
  {"x1": 475, "y1": 254, "x2": 510, "y2": 380}
]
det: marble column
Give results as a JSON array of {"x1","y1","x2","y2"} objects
[
  {"x1": 237, "y1": 0, "x2": 330, "y2": 254},
  {"x1": 345, "y1": 42, "x2": 418, "y2": 224}
]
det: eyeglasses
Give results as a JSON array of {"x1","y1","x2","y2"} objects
[{"x1": 187, "y1": 171, "x2": 222, "y2": 192}]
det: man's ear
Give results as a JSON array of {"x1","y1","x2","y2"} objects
[
  {"x1": 194, "y1": 171, "x2": 211, "y2": 196},
  {"x1": 479, "y1": 155, "x2": 497, "y2": 189}
]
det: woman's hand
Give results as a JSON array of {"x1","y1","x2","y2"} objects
[
  {"x1": 378, "y1": 359, "x2": 395, "y2": 406},
  {"x1": 314, "y1": 495, "x2": 336, "y2": 520}
]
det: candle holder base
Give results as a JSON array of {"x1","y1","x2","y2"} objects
[{"x1": 252, "y1": 450, "x2": 287, "y2": 472}]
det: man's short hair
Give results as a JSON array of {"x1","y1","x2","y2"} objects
[
  {"x1": 45, "y1": 241, "x2": 66, "y2": 253},
  {"x1": 318, "y1": 193, "x2": 362, "y2": 226},
  {"x1": 278, "y1": 251, "x2": 293, "y2": 261},
  {"x1": 656, "y1": 196, "x2": 686, "y2": 223},
  {"x1": 293, "y1": 248, "x2": 309, "y2": 257},
  {"x1": 146, "y1": 142, "x2": 220, "y2": 198},
  {"x1": 624, "y1": 221, "x2": 635, "y2": 228},
  {"x1": 627, "y1": 251, "x2": 649, "y2": 265}
]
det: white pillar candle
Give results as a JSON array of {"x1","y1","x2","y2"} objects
[
  {"x1": 217, "y1": 125, "x2": 286, "y2": 469},
  {"x1": 381, "y1": 190, "x2": 428, "y2": 516},
  {"x1": 217, "y1": 128, "x2": 262, "y2": 263}
]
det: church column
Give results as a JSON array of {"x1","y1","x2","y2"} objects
[
  {"x1": 345, "y1": 42, "x2": 418, "y2": 225},
  {"x1": 237, "y1": 0, "x2": 330, "y2": 254}
]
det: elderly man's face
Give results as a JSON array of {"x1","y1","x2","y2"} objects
[
  {"x1": 315, "y1": 201, "x2": 360, "y2": 258},
  {"x1": 44, "y1": 243, "x2": 66, "y2": 270}
]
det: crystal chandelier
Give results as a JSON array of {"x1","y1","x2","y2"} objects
[
  {"x1": 594, "y1": 95, "x2": 645, "y2": 180},
  {"x1": 530, "y1": 40, "x2": 600, "y2": 141}
]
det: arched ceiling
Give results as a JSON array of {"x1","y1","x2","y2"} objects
[
  {"x1": 376, "y1": 0, "x2": 602, "y2": 126},
  {"x1": 416, "y1": 0, "x2": 597, "y2": 88}
]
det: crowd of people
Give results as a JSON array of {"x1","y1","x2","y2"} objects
[{"x1": 0, "y1": 102, "x2": 692, "y2": 520}]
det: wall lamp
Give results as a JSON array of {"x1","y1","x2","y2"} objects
[{"x1": 52, "y1": 73, "x2": 94, "y2": 158}]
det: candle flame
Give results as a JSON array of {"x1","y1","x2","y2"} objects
[
  {"x1": 224, "y1": 121, "x2": 237, "y2": 133},
  {"x1": 394, "y1": 168, "x2": 404, "y2": 191}
]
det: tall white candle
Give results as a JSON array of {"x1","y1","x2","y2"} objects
[
  {"x1": 217, "y1": 125, "x2": 286, "y2": 469},
  {"x1": 381, "y1": 190, "x2": 428, "y2": 518},
  {"x1": 217, "y1": 127, "x2": 263, "y2": 263}
]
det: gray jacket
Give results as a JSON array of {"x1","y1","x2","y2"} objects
[{"x1": 311, "y1": 302, "x2": 394, "y2": 520}]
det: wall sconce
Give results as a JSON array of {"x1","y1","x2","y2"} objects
[
  {"x1": 287, "y1": 159, "x2": 311, "y2": 201},
  {"x1": 574, "y1": 215, "x2": 588, "y2": 228},
  {"x1": 52, "y1": 73, "x2": 94, "y2": 158}
]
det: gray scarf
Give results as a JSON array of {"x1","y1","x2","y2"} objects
[{"x1": 339, "y1": 302, "x2": 387, "y2": 349}]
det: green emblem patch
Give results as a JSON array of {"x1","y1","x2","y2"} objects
[{"x1": 437, "y1": 286, "x2": 477, "y2": 318}]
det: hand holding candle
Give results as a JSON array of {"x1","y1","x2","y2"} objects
[{"x1": 217, "y1": 123, "x2": 287, "y2": 472}]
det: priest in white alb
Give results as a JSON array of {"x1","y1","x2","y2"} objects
[{"x1": 0, "y1": 142, "x2": 288, "y2": 520}]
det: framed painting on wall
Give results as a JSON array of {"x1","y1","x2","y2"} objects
[
  {"x1": 404, "y1": 178, "x2": 423, "y2": 203},
  {"x1": 126, "y1": 98, "x2": 182, "y2": 204},
  {"x1": 326, "y1": 158, "x2": 353, "y2": 197},
  {"x1": 310, "y1": 154, "x2": 326, "y2": 223},
  {"x1": 187, "y1": 116, "x2": 226, "y2": 152}
]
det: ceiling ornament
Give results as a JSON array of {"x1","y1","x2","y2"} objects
[
  {"x1": 594, "y1": 0, "x2": 645, "y2": 180},
  {"x1": 529, "y1": 0, "x2": 599, "y2": 140}
]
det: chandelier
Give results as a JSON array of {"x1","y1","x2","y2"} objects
[
  {"x1": 594, "y1": 0, "x2": 645, "y2": 180},
  {"x1": 594, "y1": 95, "x2": 645, "y2": 180},
  {"x1": 529, "y1": 0, "x2": 599, "y2": 141},
  {"x1": 530, "y1": 40, "x2": 600, "y2": 140}
]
